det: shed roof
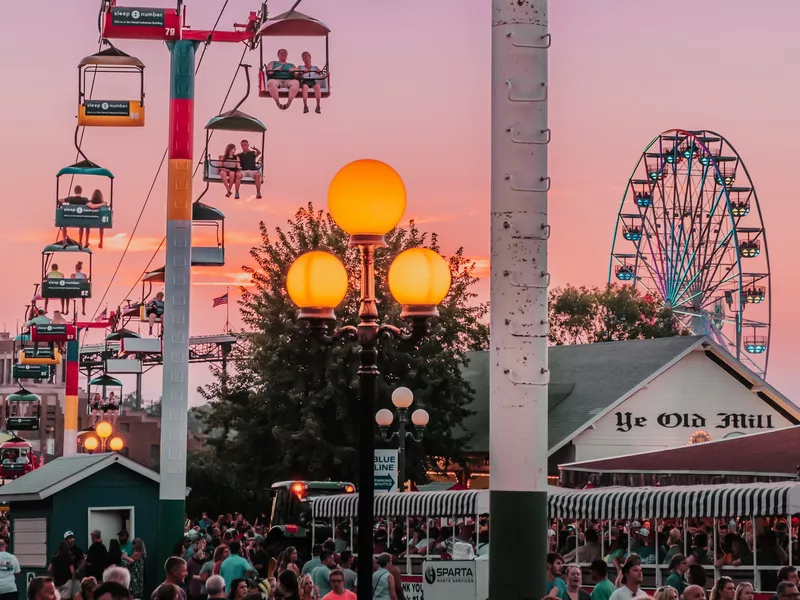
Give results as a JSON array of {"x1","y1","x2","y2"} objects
[{"x1": 0, "y1": 453, "x2": 164, "y2": 502}]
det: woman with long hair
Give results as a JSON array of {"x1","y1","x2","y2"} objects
[
  {"x1": 734, "y1": 583, "x2": 754, "y2": 600},
  {"x1": 297, "y1": 574, "x2": 316, "y2": 600},
  {"x1": 48, "y1": 542, "x2": 75, "y2": 599},
  {"x1": 228, "y1": 578, "x2": 248, "y2": 600},
  {"x1": 278, "y1": 546, "x2": 300, "y2": 576},
  {"x1": 121, "y1": 538, "x2": 147, "y2": 600},
  {"x1": 709, "y1": 576, "x2": 736, "y2": 600},
  {"x1": 108, "y1": 539, "x2": 123, "y2": 568},
  {"x1": 653, "y1": 587, "x2": 678, "y2": 600},
  {"x1": 84, "y1": 189, "x2": 108, "y2": 249},
  {"x1": 217, "y1": 144, "x2": 241, "y2": 197},
  {"x1": 213, "y1": 545, "x2": 230, "y2": 576},
  {"x1": 663, "y1": 554, "x2": 688, "y2": 594}
]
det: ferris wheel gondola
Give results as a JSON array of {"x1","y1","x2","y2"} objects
[{"x1": 609, "y1": 129, "x2": 772, "y2": 377}]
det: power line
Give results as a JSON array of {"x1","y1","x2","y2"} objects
[{"x1": 89, "y1": 0, "x2": 236, "y2": 322}]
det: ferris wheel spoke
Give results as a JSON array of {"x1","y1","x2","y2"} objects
[
  {"x1": 672, "y1": 186, "x2": 726, "y2": 301},
  {"x1": 669, "y1": 165, "x2": 703, "y2": 300},
  {"x1": 639, "y1": 207, "x2": 670, "y2": 296}
]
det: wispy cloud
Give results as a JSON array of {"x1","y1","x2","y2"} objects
[
  {"x1": 101, "y1": 233, "x2": 164, "y2": 253},
  {"x1": 407, "y1": 213, "x2": 457, "y2": 225},
  {"x1": 466, "y1": 256, "x2": 489, "y2": 278},
  {"x1": 192, "y1": 269, "x2": 254, "y2": 287}
]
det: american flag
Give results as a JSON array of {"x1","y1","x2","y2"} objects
[
  {"x1": 212, "y1": 293, "x2": 229, "y2": 308},
  {"x1": 95, "y1": 308, "x2": 107, "y2": 322}
]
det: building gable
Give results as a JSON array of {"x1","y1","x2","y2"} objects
[{"x1": 572, "y1": 350, "x2": 794, "y2": 463}]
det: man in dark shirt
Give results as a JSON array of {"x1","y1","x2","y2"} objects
[
  {"x1": 237, "y1": 140, "x2": 262, "y2": 199},
  {"x1": 85, "y1": 530, "x2": 109, "y2": 581},
  {"x1": 64, "y1": 531, "x2": 84, "y2": 573},
  {"x1": 58, "y1": 185, "x2": 90, "y2": 243}
]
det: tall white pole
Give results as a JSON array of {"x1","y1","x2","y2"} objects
[{"x1": 490, "y1": 0, "x2": 550, "y2": 597}]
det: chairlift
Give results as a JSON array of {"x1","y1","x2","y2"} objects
[
  {"x1": 56, "y1": 159, "x2": 114, "y2": 229},
  {"x1": 5, "y1": 388, "x2": 41, "y2": 432},
  {"x1": 78, "y1": 46, "x2": 145, "y2": 127},
  {"x1": 41, "y1": 240, "x2": 92, "y2": 300},
  {"x1": 88, "y1": 374, "x2": 123, "y2": 422},
  {"x1": 191, "y1": 203, "x2": 226, "y2": 267},
  {"x1": 257, "y1": 10, "x2": 331, "y2": 99},
  {"x1": 203, "y1": 64, "x2": 267, "y2": 187}
]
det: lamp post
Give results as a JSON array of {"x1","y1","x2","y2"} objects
[
  {"x1": 285, "y1": 159, "x2": 451, "y2": 600},
  {"x1": 375, "y1": 387, "x2": 429, "y2": 492}
]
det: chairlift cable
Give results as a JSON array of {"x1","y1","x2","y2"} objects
[{"x1": 87, "y1": 0, "x2": 234, "y2": 324}]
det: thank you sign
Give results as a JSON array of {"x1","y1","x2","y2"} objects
[{"x1": 374, "y1": 449, "x2": 399, "y2": 494}]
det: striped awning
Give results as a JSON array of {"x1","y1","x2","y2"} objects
[
  {"x1": 311, "y1": 490, "x2": 489, "y2": 518},
  {"x1": 548, "y1": 481, "x2": 800, "y2": 520}
]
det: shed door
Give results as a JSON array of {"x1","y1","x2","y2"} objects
[{"x1": 88, "y1": 508, "x2": 132, "y2": 548}]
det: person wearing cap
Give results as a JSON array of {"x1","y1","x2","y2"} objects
[
  {"x1": 118, "y1": 531, "x2": 133, "y2": 562},
  {"x1": 64, "y1": 532, "x2": 85, "y2": 585},
  {"x1": 608, "y1": 560, "x2": 643, "y2": 600}
]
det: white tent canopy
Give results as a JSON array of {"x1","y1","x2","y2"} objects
[{"x1": 548, "y1": 481, "x2": 800, "y2": 520}]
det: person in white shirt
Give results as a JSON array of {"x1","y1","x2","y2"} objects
[
  {"x1": 0, "y1": 539, "x2": 21, "y2": 600},
  {"x1": 609, "y1": 561, "x2": 643, "y2": 600}
]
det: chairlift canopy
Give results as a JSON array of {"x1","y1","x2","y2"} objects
[
  {"x1": 57, "y1": 160, "x2": 114, "y2": 179},
  {"x1": 257, "y1": 10, "x2": 331, "y2": 37},
  {"x1": 193, "y1": 203, "x2": 225, "y2": 222},
  {"x1": 89, "y1": 375, "x2": 123, "y2": 388},
  {"x1": 205, "y1": 109, "x2": 266, "y2": 133},
  {"x1": 79, "y1": 47, "x2": 145, "y2": 68}
]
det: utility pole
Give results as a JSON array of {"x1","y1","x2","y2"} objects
[{"x1": 489, "y1": 0, "x2": 550, "y2": 598}]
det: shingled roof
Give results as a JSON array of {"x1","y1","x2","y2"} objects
[{"x1": 460, "y1": 335, "x2": 794, "y2": 455}]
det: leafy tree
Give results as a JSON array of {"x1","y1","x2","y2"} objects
[
  {"x1": 199, "y1": 203, "x2": 488, "y2": 491},
  {"x1": 548, "y1": 284, "x2": 684, "y2": 345}
]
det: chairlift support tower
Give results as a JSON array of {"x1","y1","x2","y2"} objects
[{"x1": 490, "y1": 0, "x2": 550, "y2": 599}]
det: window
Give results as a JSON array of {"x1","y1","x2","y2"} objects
[
  {"x1": 150, "y1": 444, "x2": 159, "y2": 464},
  {"x1": 120, "y1": 423, "x2": 130, "y2": 433},
  {"x1": 14, "y1": 518, "x2": 47, "y2": 567}
]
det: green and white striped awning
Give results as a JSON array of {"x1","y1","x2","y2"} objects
[
  {"x1": 548, "y1": 481, "x2": 800, "y2": 520},
  {"x1": 311, "y1": 490, "x2": 490, "y2": 518}
]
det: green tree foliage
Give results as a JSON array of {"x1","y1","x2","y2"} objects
[
  {"x1": 548, "y1": 284, "x2": 685, "y2": 345},
  {"x1": 199, "y1": 203, "x2": 488, "y2": 492}
]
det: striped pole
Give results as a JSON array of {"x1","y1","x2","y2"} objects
[
  {"x1": 63, "y1": 338, "x2": 80, "y2": 456},
  {"x1": 158, "y1": 39, "x2": 198, "y2": 566},
  {"x1": 489, "y1": 0, "x2": 549, "y2": 598}
]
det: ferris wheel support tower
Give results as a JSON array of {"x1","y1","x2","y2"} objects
[{"x1": 490, "y1": 0, "x2": 550, "y2": 598}]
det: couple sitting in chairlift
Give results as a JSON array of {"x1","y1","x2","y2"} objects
[
  {"x1": 265, "y1": 49, "x2": 324, "y2": 113},
  {"x1": 217, "y1": 139, "x2": 263, "y2": 200}
]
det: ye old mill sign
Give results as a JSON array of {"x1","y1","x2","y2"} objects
[{"x1": 614, "y1": 411, "x2": 775, "y2": 433}]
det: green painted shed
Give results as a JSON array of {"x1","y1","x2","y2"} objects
[{"x1": 0, "y1": 453, "x2": 170, "y2": 597}]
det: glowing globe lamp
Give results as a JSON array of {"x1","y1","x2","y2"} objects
[
  {"x1": 375, "y1": 409, "x2": 394, "y2": 428},
  {"x1": 286, "y1": 251, "x2": 349, "y2": 320},
  {"x1": 96, "y1": 421, "x2": 113, "y2": 440},
  {"x1": 109, "y1": 437, "x2": 124, "y2": 452},
  {"x1": 328, "y1": 159, "x2": 407, "y2": 245},
  {"x1": 411, "y1": 408, "x2": 430, "y2": 428},
  {"x1": 391, "y1": 387, "x2": 414, "y2": 409},
  {"x1": 84, "y1": 437, "x2": 99, "y2": 452},
  {"x1": 388, "y1": 248, "x2": 452, "y2": 318}
]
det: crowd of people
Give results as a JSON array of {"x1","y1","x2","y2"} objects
[{"x1": 546, "y1": 516, "x2": 800, "y2": 599}]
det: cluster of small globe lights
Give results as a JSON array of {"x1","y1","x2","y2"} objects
[
  {"x1": 285, "y1": 159, "x2": 452, "y2": 324},
  {"x1": 81, "y1": 421, "x2": 124, "y2": 453}
]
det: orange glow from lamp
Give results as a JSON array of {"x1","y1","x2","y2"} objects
[
  {"x1": 286, "y1": 251, "x2": 349, "y2": 321},
  {"x1": 109, "y1": 437, "x2": 124, "y2": 452},
  {"x1": 388, "y1": 248, "x2": 452, "y2": 318},
  {"x1": 84, "y1": 437, "x2": 99, "y2": 452},
  {"x1": 96, "y1": 421, "x2": 113, "y2": 440},
  {"x1": 327, "y1": 159, "x2": 407, "y2": 246}
]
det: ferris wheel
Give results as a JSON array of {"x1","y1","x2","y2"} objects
[{"x1": 609, "y1": 129, "x2": 772, "y2": 377}]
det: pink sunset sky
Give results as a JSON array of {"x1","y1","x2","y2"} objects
[{"x1": 1, "y1": 0, "x2": 798, "y2": 405}]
